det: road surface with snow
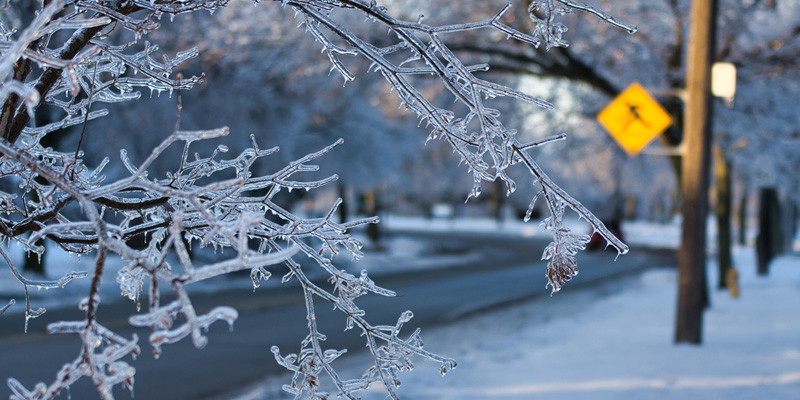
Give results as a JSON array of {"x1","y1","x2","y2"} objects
[{"x1": 0, "y1": 229, "x2": 671, "y2": 399}]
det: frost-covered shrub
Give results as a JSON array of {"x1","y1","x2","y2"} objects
[{"x1": 0, "y1": 1, "x2": 630, "y2": 399}]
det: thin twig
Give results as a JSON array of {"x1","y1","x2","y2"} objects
[{"x1": 73, "y1": 62, "x2": 99, "y2": 168}]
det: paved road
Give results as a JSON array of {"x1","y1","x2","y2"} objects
[{"x1": 0, "y1": 231, "x2": 675, "y2": 399}]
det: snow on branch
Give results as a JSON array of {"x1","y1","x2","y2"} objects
[
  {"x1": 528, "y1": 0, "x2": 637, "y2": 50},
  {"x1": 0, "y1": 0, "x2": 633, "y2": 399},
  {"x1": 1, "y1": 120, "x2": 403, "y2": 397},
  {"x1": 0, "y1": 246, "x2": 87, "y2": 332},
  {"x1": 283, "y1": 0, "x2": 630, "y2": 294}
]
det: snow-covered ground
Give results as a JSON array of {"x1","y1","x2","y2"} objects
[
  {"x1": 329, "y1": 248, "x2": 799, "y2": 400},
  {"x1": 228, "y1": 219, "x2": 800, "y2": 400}
]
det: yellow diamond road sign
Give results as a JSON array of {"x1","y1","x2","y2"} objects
[{"x1": 598, "y1": 82, "x2": 673, "y2": 156}]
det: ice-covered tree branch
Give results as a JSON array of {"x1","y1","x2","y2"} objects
[
  {"x1": 281, "y1": 0, "x2": 629, "y2": 294},
  {"x1": 0, "y1": 0, "x2": 634, "y2": 398}
]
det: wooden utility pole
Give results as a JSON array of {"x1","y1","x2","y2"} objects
[{"x1": 675, "y1": 0, "x2": 717, "y2": 344}]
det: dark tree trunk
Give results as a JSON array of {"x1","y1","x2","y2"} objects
[
  {"x1": 757, "y1": 187, "x2": 781, "y2": 275},
  {"x1": 490, "y1": 180, "x2": 505, "y2": 222},
  {"x1": 713, "y1": 146, "x2": 733, "y2": 289},
  {"x1": 738, "y1": 193, "x2": 748, "y2": 246},
  {"x1": 338, "y1": 183, "x2": 348, "y2": 224},
  {"x1": 364, "y1": 190, "x2": 381, "y2": 244}
]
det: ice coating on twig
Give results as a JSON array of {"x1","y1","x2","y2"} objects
[
  {"x1": 288, "y1": 0, "x2": 629, "y2": 302},
  {"x1": 0, "y1": 1, "x2": 633, "y2": 399}
]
